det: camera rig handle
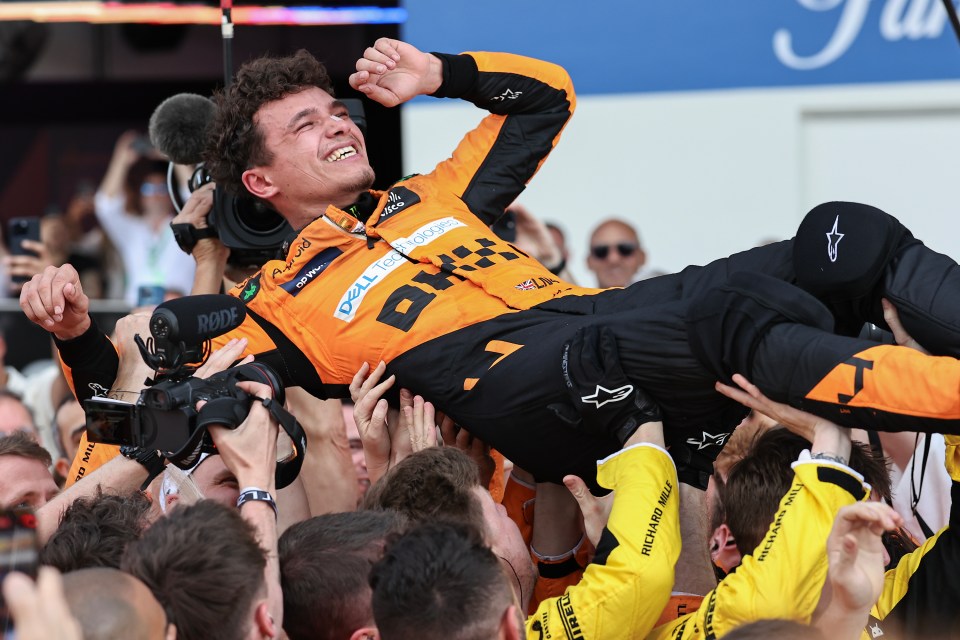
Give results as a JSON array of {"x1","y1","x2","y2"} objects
[{"x1": 169, "y1": 395, "x2": 306, "y2": 490}]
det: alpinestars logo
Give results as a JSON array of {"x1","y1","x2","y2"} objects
[
  {"x1": 581, "y1": 384, "x2": 633, "y2": 408},
  {"x1": 686, "y1": 431, "x2": 731, "y2": 450},
  {"x1": 88, "y1": 383, "x2": 109, "y2": 397},
  {"x1": 492, "y1": 88, "x2": 522, "y2": 102},
  {"x1": 826, "y1": 215, "x2": 844, "y2": 263}
]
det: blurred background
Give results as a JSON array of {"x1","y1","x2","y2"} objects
[{"x1": 4, "y1": 0, "x2": 960, "y2": 361}]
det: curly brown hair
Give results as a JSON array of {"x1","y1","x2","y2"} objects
[{"x1": 205, "y1": 49, "x2": 335, "y2": 196}]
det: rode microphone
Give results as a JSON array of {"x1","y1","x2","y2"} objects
[{"x1": 137, "y1": 295, "x2": 247, "y2": 372}]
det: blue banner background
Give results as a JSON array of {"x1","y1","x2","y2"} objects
[{"x1": 402, "y1": 0, "x2": 960, "y2": 94}]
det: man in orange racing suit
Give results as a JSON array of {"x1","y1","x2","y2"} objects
[{"x1": 30, "y1": 38, "x2": 960, "y2": 490}]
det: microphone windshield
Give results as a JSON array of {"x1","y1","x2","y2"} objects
[
  {"x1": 148, "y1": 93, "x2": 216, "y2": 165},
  {"x1": 150, "y1": 295, "x2": 246, "y2": 346}
]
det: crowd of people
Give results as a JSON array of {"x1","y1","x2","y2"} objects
[{"x1": 1, "y1": 36, "x2": 959, "y2": 640}]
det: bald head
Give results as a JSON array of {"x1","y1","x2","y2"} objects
[
  {"x1": 0, "y1": 392, "x2": 36, "y2": 437},
  {"x1": 62, "y1": 568, "x2": 168, "y2": 640},
  {"x1": 586, "y1": 219, "x2": 646, "y2": 288}
]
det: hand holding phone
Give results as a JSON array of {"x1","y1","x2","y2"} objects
[
  {"x1": 7, "y1": 218, "x2": 40, "y2": 256},
  {"x1": 6, "y1": 218, "x2": 42, "y2": 288}
]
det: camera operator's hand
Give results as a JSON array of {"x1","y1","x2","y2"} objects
[
  {"x1": 172, "y1": 184, "x2": 226, "y2": 262},
  {"x1": 349, "y1": 38, "x2": 442, "y2": 107},
  {"x1": 19, "y1": 264, "x2": 90, "y2": 340},
  {"x1": 171, "y1": 184, "x2": 229, "y2": 296},
  {"x1": 208, "y1": 380, "x2": 283, "y2": 636},
  {"x1": 208, "y1": 381, "x2": 279, "y2": 493},
  {"x1": 109, "y1": 312, "x2": 155, "y2": 402}
]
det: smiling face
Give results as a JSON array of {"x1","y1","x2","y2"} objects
[
  {"x1": 242, "y1": 87, "x2": 375, "y2": 228},
  {"x1": 586, "y1": 219, "x2": 646, "y2": 288}
]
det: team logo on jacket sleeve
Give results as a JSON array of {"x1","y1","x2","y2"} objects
[
  {"x1": 240, "y1": 274, "x2": 261, "y2": 303},
  {"x1": 685, "y1": 431, "x2": 731, "y2": 450},
  {"x1": 515, "y1": 276, "x2": 559, "y2": 291},
  {"x1": 580, "y1": 384, "x2": 634, "y2": 408},
  {"x1": 826, "y1": 215, "x2": 844, "y2": 263}
]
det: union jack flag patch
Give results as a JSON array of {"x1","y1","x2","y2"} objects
[{"x1": 515, "y1": 279, "x2": 537, "y2": 291}]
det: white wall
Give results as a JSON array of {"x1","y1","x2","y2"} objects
[{"x1": 402, "y1": 81, "x2": 960, "y2": 285}]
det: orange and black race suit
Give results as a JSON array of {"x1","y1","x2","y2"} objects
[{"x1": 60, "y1": 51, "x2": 960, "y2": 488}]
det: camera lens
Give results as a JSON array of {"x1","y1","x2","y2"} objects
[{"x1": 235, "y1": 203, "x2": 287, "y2": 235}]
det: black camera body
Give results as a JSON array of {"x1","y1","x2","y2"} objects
[
  {"x1": 173, "y1": 167, "x2": 292, "y2": 269},
  {"x1": 210, "y1": 188, "x2": 291, "y2": 268},
  {"x1": 82, "y1": 296, "x2": 307, "y2": 487},
  {"x1": 86, "y1": 362, "x2": 283, "y2": 468}
]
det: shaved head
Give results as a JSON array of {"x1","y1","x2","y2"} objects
[
  {"x1": 62, "y1": 568, "x2": 168, "y2": 640},
  {"x1": 586, "y1": 218, "x2": 646, "y2": 288}
]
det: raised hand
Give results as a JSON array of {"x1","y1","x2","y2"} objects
[
  {"x1": 20, "y1": 264, "x2": 90, "y2": 340},
  {"x1": 715, "y1": 373, "x2": 822, "y2": 442},
  {"x1": 349, "y1": 361, "x2": 396, "y2": 483},
  {"x1": 2, "y1": 568, "x2": 83, "y2": 640},
  {"x1": 403, "y1": 393, "x2": 438, "y2": 454},
  {"x1": 563, "y1": 474, "x2": 614, "y2": 547},
  {"x1": 827, "y1": 502, "x2": 902, "y2": 612},
  {"x1": 348, "y1": 38, "x2": 443, "y2": 107},
  {"x1": 881, "y1": 298, "x2": 928, "y2": 354}
]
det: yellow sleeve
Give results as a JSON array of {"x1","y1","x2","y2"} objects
[
  {"x1": 648, "y1": 460, "x2": 868, "y2": 640},
  {"x1": 870, "y1": 434, "x2": 960, "y2": 628},
  {"x1": 526, "y1": 443, "x2": 680, "y2": 640},
  {"x1": 945, "y1": 434, "x2": 960, "y2": 481}
]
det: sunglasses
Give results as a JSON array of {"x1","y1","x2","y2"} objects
[
  {"x1": 590, "y1": 243, "x2": 638, "y2": 260},
  {"x1": 140, "y1": 183, "x2": 168, "y2": 197}
]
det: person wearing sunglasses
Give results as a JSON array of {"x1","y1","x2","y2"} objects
[{"x1": 586, "y1": 219, "x2": 647, "y2": 288}]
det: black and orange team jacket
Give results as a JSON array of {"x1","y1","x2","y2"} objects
[{"x1": 63, "y1": 50, "x2": 960, "y2": 488}]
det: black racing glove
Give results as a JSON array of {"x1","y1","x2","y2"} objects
[{"x1": 549, "y1": 325, "x2": 661, "y2": 445}]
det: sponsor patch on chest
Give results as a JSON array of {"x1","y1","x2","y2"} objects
[{"x1": 279, "y1": 247, "x2": 343, "y2": 296}]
